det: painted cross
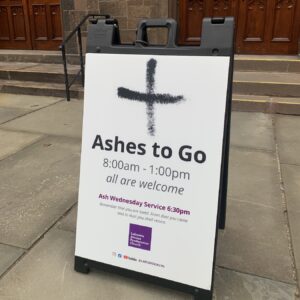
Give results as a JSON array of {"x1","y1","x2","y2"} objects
[{"x1": 117, "y1": 59, "x2": 185, "y2": 136}]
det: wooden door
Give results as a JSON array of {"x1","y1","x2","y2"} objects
[
  {"x1": 0, "y1": 0, "x2": 62, "y2": 50},
  {"x1": 0, "y1": 0, "x2": 32, "y2": 49},
  {"x1": 27, "y1": 0, "x2": 62, "y2": 50},
  {"x1": 178, "y1": 0, "x2": 239, "y2": 45},
  {"x1": 236, "y1": 0, "x2": 300, "y2": 54}
]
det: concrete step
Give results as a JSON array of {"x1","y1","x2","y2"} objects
[
  {"x1": 0, "y1": 79, "x2": 83, "y2": 99},
  {"x1": 234, "y1": 55, "x2": 300, "y2": 73},
  {"x1": 233, "y1": 71, "x2": 300, "y2": 98},
  {"x1": 0, "y1": 50, "x2": 79, "y2": 65},
  {"x1": 0, "y1": 62, "x2": 80, "y2": 84}
]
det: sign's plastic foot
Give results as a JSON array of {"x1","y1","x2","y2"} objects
[{"x1": 74, "y1": 256, "x2": 90, "y2": 274}]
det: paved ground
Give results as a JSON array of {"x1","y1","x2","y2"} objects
[{"x1": 0, "y1": 93, "x2": 299, "y2": 299}]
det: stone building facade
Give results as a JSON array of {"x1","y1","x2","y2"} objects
[{"x1": 61, "y1": 0, "x2": 169, "y2": 52}]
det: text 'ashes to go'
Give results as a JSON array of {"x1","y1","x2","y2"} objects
[{"x1": 75, "y1": 17, "x2": 234, "y2": 300}]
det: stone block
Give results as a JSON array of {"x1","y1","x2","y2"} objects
[
  {"x1": 275, "y1": 115, "x2": 300, "y2": 165},
  {"x1": 217, "y1": 197, "x2": 294, "y2": 284},
  {"x1": 0, "y1": 107, "x2": 30, "y2": 124},
  {"x1": 0, "y1": 93, "x2": 62, "y2": 110},
  {"x1": 116, "y1": 17, "x2": 127, "y2": 30},
  {"x1": 57, "y1": 205, "x2": 77, "y2": 232},
  {"x1": 0, "y1": 244, "x2": 24, "y2": 277},
  {"x1": 74, "y1": 0, "x2": 87, "y2": 11},
  {"x1": 230, "y1": 112, "x2": 274, "y2": 151},
  {"x1": 1, "y1": 100, "x2": 83, "y2": 139},
  {"x1": 228, "y1": 147, "x2": 282, "y2": 208},
  {"x1": 87, "y1": 0, "x2": 99, "y2": 11},
  {"x1": 128, "y1": 5, "x2": 151, "y2": 18},
  {"x1": 0, "y1": 229, "x2": 296, "y2": 299},
  {"x1": 0, "y1": 136, "x2": 80, "y2": 249},
  {"x1": 128, "y1": 0, "x2": 143, "y2": 5},
  {"x1": 0, "y1": 229, "x2": 190, "y2": 300},
  {"x1": 120, "y1": 29, "x2": 136, "y2": 43},
  {"x1": 99, "y1": 1, "x2": 127, "y2": 17},
  {"x1": 61, "y1": 0, "x2": 75, "y2": 11},
  {"x1": 0, "y1": 129, "x2": 43, "y2": 161},
  {"x1": 280, "y1": 163, "x2": 300, "y2": 286},
  {"x1": 214, "y1": 268, "x2": 297, "y2": 299},
  {"x1": 127, "y1": 17, "x2": 142, "y2": 30}
]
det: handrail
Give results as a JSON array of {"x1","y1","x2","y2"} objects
[{"x1": 60, "y1": 14, "x2": 110, "y2": 101}]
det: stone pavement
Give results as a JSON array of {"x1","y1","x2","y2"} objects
[{"x1": 0, "y1": 93, "x2": 299, "y2": 299}]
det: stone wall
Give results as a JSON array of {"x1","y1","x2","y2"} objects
[{"x1": 61, "y1": 0, "x2": 169, "y2": 53}]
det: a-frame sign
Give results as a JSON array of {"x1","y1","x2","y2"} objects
[{"x1": 75, "y1": 17, "x2": 234, "y2": 300}]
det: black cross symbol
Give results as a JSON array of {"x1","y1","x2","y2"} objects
[{"x1": 117, "y1": 59, "x2": 185, "y2": 136}]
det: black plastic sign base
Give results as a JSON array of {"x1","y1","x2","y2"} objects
[{"x1": 75, "y1": 256, "x2": 213, "y2": 300}]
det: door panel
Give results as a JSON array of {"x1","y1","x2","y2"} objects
[
  {"x1": 27, "y1": 0, "x2": 62, "y2": 50},
  {"x1": 242, "y1": 1, "x2": 267, "y2": 42},
  {"x1": 272, "y1": 0, "x2": 296, "y2": 42},
  {"x1": 0, "y1": 0, "x2": 32, "y2": 49},
  {"x1": 50, "y1": 4, "x2": 62, "y2": 40},
  {"x1": 236, "y1": 0, "x2": 300, "y2": 54},
  {"x1": 236, "y1": 0, "x2": 268, "y2": 53},
  {"x1": 178, "y1": 0, "x2": 206, "y2": 44},
  {"x1": 267, "y1": 0, "x2": 300, "y2": 53},
  {"x1": 209, "y1": 0, "x2": 238, "y2": 17},
  {"x1": 178, "y1": 0, "x2": 238, "y2": 45}
]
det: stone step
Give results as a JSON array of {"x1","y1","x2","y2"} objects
[
  {"x1": 232, "y1": 94, "x2": 300, "y2": 115},
  {"x1": 0, "y1": 79, "x2": 83, "y2": 99},
  {"x1": 1, "y1": 51, "x2": 299, "y2": 73},
  {"x1": 1, "y1": 61, "x2": 300, "y2": 98},
  {"x1": 0, "y1": 62, "x2": 80, "y2": 84},
  {"x1": 1, "y1": 80, "x2": 300, "y2": 116},
  {"x1": 234, "y1": 55, "x2": 300, "y2": 73},
  {"x1": 0, "y1": 50, "x2": 79, "y2": 65},
  {"x1": 233, "y1": 71, "x2": 300, "y2": 98}
]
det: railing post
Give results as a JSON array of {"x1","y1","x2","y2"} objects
[
  {"x1": 61, "y1": 44, "x2": 71, "y2": 101},
  {"x1": 78, "y1": 27, "x2": 85, "y2": 87}
]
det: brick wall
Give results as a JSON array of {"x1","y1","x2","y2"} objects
[{"x1": 61, "y1": 0, "x2": 169, "y2": 53}]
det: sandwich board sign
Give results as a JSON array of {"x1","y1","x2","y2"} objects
[{"x1": 75, "y1": 18, "x2": 234, "y2": 300}]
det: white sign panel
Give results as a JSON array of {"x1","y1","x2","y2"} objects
[{"x1": 75, "y1": 53, "x2": 230, "y2": 291}]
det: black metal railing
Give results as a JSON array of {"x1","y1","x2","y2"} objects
[{"x1": 60, "y1": 14, "x2": 110, "y2": 101}]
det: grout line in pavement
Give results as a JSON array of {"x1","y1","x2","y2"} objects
[
  {"x1": 228, "y1": 196, "x2": 281, "y2": 211},
  {"x1": 272, "y1": 115, "x2": 300, "y2": 299},
  {"x1": 280, "y1": 162, "x2": 300, "y2": 168},
  {"x1": 234, "y1": 80, "x2": 300, "y2": 85},
  {"x1": 230, "y1": 144, "x2": 275, "y2": 153},
  {"x1": 216, "y1": 265, "x2": 297, "y2": 287},
  {"x1": 0, "y1": 134, "x2": 46, "y2": 163},
  {"x1": 0, "y1": 126, "x2": 82, "y2": 141},
  {"x1": 0, "y1": 242, "x2": 26, "y2": 251},
  {"x1": 0, "y1": 201, "x2": 78, "y2": 281},
  {"x1": 56, "y1": 227, "x2": 76, "y2": 234},
  {"x1": 0, "y1": 97, "x2": 65, "y2": 126}
]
